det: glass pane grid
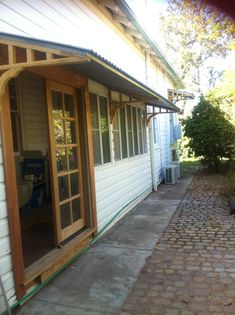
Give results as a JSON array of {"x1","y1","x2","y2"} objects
[
  {"x1": 59, "y1": 193, "x2": 81, "y2": 206},
  {"x1": 52, "y1": 88, "x2": 83, "y2": 232}
]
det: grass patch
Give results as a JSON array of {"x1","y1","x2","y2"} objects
[{"x1": 181, "y1": 158, "x2": 201, "y2": 169}]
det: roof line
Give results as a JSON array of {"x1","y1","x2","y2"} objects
[
  {"x1": 0, "y1": 32, "x2": 179, "y2": 112},
  {"x1": 118, "y1": 0, "x2": 184, "y2": 89}
]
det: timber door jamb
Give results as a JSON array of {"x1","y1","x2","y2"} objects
[{"x1": 0, "y1": 68, "x2": 26, "y2": 299}]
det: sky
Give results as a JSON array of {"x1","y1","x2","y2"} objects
[{"x1": 126, "y1": 0, "x2": 235, "y2": 93}]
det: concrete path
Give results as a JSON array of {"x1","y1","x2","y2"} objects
[
  {"x1": 15, "y1": 170, "x2": 194, "y2": 315},
  {"x1": 121, "y1": 170, "x2": 235, "y2": 315}
]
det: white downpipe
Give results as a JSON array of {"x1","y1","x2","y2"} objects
[{"x1": 149, "y1": 120, "x2": 158, "y2": 191}]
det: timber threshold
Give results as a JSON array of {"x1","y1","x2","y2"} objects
[
  {"x1": 0, "y1": 32, "x2": 179, "y2": 112},
  {"x1": 23, "y1": 228, "x2": 95, "y2": 289}
]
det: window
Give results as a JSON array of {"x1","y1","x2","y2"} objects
[
  {"x1": 9, "y1": 79, "x2": 22, "y2": 154},
  {"x1": 113, "y1": 105, "x2": 147, "y2": 160},
  {"x1": 153, "y1": 117, "x2": 159, "y2": 146},
  {"x1": 90, "y1": 93, "x2": 111, "y2": 166}
]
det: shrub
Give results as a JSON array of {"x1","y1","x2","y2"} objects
[{"x1": 183, "y1": 96, "x2": 235, "y2": 169}]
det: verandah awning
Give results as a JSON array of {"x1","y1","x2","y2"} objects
[{"x1": 0, "y1": 32, "x2": 179, "y2": 112}]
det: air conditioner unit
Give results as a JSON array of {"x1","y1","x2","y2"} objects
[
  {"x1": 165, "y1": 164, "x2": 178, "y2": 184},
  {"x1": 173, "y1": 161, "x2": 181, "y2": 179}
]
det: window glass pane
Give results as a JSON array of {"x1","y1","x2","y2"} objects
[
  {"x1": 9, "y1": 81, "x2": 16, "y2": 98},
  {"x1": 113, "y1": 131, "x2": 121, "y2": 161},
  {"x1": 127, "y1": 105, "x2": 132, "y2": 130},
  {"x1": 11, "y1": 113, "x2": 19, "y2": 152},
  {"x1": 60, "y1": 202, "x2": 71, "y2": 229},
  {"x1": 132, "y1": 107, "x2": 139, "y2": 155},
  {"x1": 128, "y1": 132, "x2": 134, "y2": 157},
  {"x1": 141, "y1": 110, "x2": 147, "y2": 153},
  {"x1": 68, "y1": 147, "x2": 77, "y2": 170},
  {"x1": 113, "y1": 111, "x2": 119, "y2": 130},
  {"x1": 10, "y1": 97, "x2": 17, "y2": 111},
  {"x1": 127, "y1": 106, "x2": 133, "y2": 157},
  {"x1": 54, "y1": 119, "x2": 65, "y2": 144},
  {"x1": 120, "y1": 107, "x2": 127, "y2": 158},
  {"x1": 99, "y1": 96, "x2": 111, "y2": 163},
  {"x1": 102, "y1": 131, "x2": 111, "y2": 163},
  {"x1": 90, "y1": 93, "x2": 99, "y2": 129},
  {"x1": 70, "y1": 172, "x2": 79, "y2": 197},
  {"x1": 92, "y1": 130, "x2": 101, "y2": 165},
  {"x1": 138, "y1": 109, "x2": 143, "y2": 154},
  {"x1": 72, "y1": 198, "x2": 81, "y2": 222},
  {"x1": 64, "y1": 94, "x2": 74, "y2": 117},
  {"x1": 153, "y1": 118, "x2": 158, "y2": 145},
  {"x1": 113, "y1": 111, "x2": 121, "y2": 161},
  {"x1": 52, "y1": 90, "x2": 63, "y2": 116},
  {"x1": 139, "y1": 132, "x2": 143, "y2": 154},
  {"x1": 66, "y1": 121, "x2": 76, "y2": 144},
  {"x1": 58, "y1": 175, "x2": 69, "y2": 201},
  {"x1": 56, "y1": 148, "x2": 67, "y2": 172}
]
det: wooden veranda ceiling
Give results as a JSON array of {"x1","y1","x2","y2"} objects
[{"x1": 0, "y1": 39, "x2": 90, "y2": 71}]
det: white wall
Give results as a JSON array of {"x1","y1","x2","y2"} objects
[
  {"x1": 95, "y1": 155, "x2": 152, "y2": 231},
  {"x1": 0, "y1": 142, "x2": 17, "y2": 314}
]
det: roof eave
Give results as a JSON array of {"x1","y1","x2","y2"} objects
[{"x1": 118, "y1": 0, "x2": 184, "y2": 89}]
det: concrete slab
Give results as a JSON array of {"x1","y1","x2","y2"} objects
[
  {"x1": 18, "y1": 246, "x2": 150, "y2": 314},
  {"x1": 15, "y1": 171, "x2": 194, "y2": 315}
]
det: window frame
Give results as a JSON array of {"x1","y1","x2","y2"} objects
[
  {"x1": 113, "y1": 104, "x2": 147, "y2": 161},
  {"x1": 153, "y1": 116, "x2": 160, "y2": 147},
  {"x1": 89, "y1": 92, "x2": 111, "y2": 167}
]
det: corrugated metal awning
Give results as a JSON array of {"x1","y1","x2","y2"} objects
[{"x1": 0, "y1": 32, "x2": 180, "y2": 112}]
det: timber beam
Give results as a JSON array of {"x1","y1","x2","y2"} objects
[
  {"x1": 146, "y1": 106, "x2": 174, "y2": 125},
  {"x1": 0, "y1": 41, "x2": 90, "y2": 71},
  {"x1": 0, "y1": 68, "x2": 24, "y2": 102}
]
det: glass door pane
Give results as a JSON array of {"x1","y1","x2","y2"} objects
[{"x1": 47, "y1": 81, "x2": 85, "y2": 244}]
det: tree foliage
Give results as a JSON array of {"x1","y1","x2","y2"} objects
[
  {"x1": 183, "y1": 96, "x2": 235, "y2": 169},
  {"x1": 160, "y1": 0, "x2": 235, "y2": 92},
  {"x1": 207, "y1": 70, "x2": 235, "y2": 125}
]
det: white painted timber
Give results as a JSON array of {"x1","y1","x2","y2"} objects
[
  {"x1": 19, "y1": 72, "x2": 49, "y2": 156},
  {"x1": 95, "y1": 153, "x2": 152, "y2": 231},
  {"x1": 0, "y1": 144, "x2": 17, "y2": 313}
]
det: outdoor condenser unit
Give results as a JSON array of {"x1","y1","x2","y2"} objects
[{"x1": 165, "y1": 164, "x2": 178, "y2": 184}]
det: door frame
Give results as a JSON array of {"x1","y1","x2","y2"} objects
[
  {"x1": 0, "y1": 66, "x2": 97, "y2": 299},
  {"x1": 46, "y1": 79, "x2": 86, "y2": 244}
]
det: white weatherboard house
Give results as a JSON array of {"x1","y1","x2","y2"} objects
[{"x1": 0, "y1": 0, "x2": 192, "y2": 313}]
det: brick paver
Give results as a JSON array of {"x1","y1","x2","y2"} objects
[{"x1": 121, "y1": 171, "x2": 235, "y2": 315}]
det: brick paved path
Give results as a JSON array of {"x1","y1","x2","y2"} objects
[{"x1": 121, "y1": 171, "x2": 235, "y2": 315}]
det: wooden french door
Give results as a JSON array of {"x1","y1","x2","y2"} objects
[{"x1": 47, "y1": 81, "x2": 85, "y2": 244}]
